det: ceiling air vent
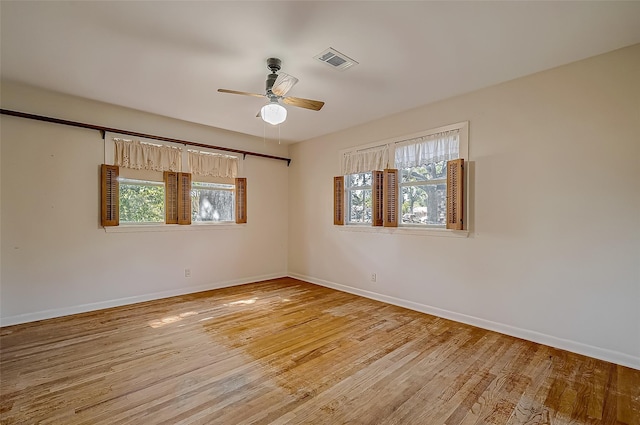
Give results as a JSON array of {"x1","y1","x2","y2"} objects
[{"x1": 314, "y1": 48, "x2": 358, "y2": 71}]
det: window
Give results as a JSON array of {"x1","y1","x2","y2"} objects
[
  {"x1": 335, "y1": 121, "x2": 467, "y2": 231},
  {"x1": 400, "y1": 163, "x2": 447, "y2": 226},
  {"x1": 346, "y1": 172, "x2": 373, "y2": 224},
  {"x1": 394, "y1": 127, "x2": 460, "y2": 228},
  {"x1": 191, "y1": 182, "x2": 235, "y2": 222},
  {"x1": 103, "y1": 170, "x2": 247, "y2": 227},
  {"x1": 119, "y1": 178, "x2": 165, "y2": 223},
  {"x1": 101, "y1": 135, "x2": 247, "y2": 227}
]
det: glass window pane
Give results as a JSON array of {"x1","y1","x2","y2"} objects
[
  {"x1": 401, "y1": 161, "x2": 447, "y2": 183},
  {"x1": 401, "y1": 183, "x2": 446, "y2": 225},
  {"x1": 119, "y1": 179, "x2": 165, "y2": 223},
  {"x1": 348, "y1": 172, "x2": 372, "y2": 188},
  {"x1": 348, "y1": 189, "x2": 372, "y2": 223},
  {"x1": 191, "y1": 183, "x2": 234, "y2": 222}
]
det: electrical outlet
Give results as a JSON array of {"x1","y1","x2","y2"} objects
[
  {"x1": 184, "y1": 268, "x2": 191, "y2": 278},
  {"x1": 371, "y1": 273, "x2": 377, "y2": 282}
]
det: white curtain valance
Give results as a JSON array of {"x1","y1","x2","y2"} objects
[
  {"x1": 114, "y1": 139, "x2": 181, "y2": 172},
  {"x1": 394, "y1": 129, "x2": 460, "y2": 169},
  {"x1": 188, "y1": 150, "x2": 238, "y2": 178},
  {"x1": 341, "y1": 144, "x2": 389, "y2": 175}
]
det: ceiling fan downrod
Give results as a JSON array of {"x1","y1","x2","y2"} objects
[{"x1": 265, "y1": 58, "x2": 282, "y2": 95}]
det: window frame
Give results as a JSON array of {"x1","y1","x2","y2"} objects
[
  {"x1": 398, "y1": 165, "x2": 448, "y2": 228},
  {"x1": 345, "y1": 172, "x2": 374, "y2": 225},
  {"x1": 118, "y1": 177, "x2": 167, "y2": 225},
  {"x1": 191, "y1": 181, "x2": 236, "y2": 224}
]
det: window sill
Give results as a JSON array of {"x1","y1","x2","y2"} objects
[
  {"x1": 337, "y1": 224, "x2": 469, "y2": 238},
  {"x1": 104, "y1": 223, "x2": 244, "y2": 233}
]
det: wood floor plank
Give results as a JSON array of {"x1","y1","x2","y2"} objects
[
  {"x1": 1, "y1": 278, "x2": 638, "y2": 424},
  {"x1": 618, "y1": 365, "x2": 640, "y2": 425}
]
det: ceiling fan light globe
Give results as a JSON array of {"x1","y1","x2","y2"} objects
[{"x1": 260, "y1": 103, "x2": 287, "y2": 125}]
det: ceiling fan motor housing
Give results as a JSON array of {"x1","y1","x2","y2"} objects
[{"x1": 267, "y1": 57, "x2": 281, "y2": 73}]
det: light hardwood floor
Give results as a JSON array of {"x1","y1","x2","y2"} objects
[{"x1": 1, "y1": 278, "x2": 638, "y2": 424}]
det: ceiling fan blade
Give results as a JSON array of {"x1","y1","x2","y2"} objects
[
  {"x1": 271, "y1": 73, "x2": 299, "y2": 97},
  {"x1": 218, "y1": 89, "x2": 265, "y2": 98},
  {"x1": 282, "y1": 96, "x2": 325, "y2": 111}
]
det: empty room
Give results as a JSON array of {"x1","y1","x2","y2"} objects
[{"x1": 1, "y1": 1, "x2": 639, "y2": 424}]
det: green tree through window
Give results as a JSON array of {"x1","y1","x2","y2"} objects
[
  {"x1": 400, "y1": 161, "x2": 447, "y2": 225},
  {"x1": 119, "y1": 179, "x2": 165, "y2": 223}
]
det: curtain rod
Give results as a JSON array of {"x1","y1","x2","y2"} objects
[
  {"x1": 394, "y1": 128, "x2": 460, "y2": 146},
  {"x1": 0, "y1": 108, "x2": 292, "y2": 166}
]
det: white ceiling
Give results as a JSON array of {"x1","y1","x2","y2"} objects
[{"x1": 2, "y1": 1, "x2": 639, "y2": 144}]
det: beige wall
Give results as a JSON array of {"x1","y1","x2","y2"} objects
[
  {"x1": 0, "y1": 81, "x2": 289, "y2": 324},
  {"x1": 2, "y1": 45, "x2": 638, "y2": 369},
  {"x1": 288, "y1": 45, "x2": 640, "y2": 368}
]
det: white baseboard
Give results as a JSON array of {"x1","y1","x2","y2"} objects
[
  {"x1": 288, "y1": 273, "x2": 640, "y2": 370},
  {"x1": 0, "y1": 273, "x2": 286, "y2": 327}
]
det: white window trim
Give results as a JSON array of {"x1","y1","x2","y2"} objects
[
  {"x1": 337, "y1": 225, "x2": 469, "y2": 238},
  {"x1": 105, "y1": 222, "x2": 245, "y2": 233},
  {"x1": 338, "y1": 121, "x2": 469, "y2": 234}
]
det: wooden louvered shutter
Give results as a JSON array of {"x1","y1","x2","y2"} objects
[
  {"x1": 372, "y1": 171, "x2": 384, "y2": 226},
  {"x1": 383, "y1": 169, "x2": 398, "y2": 227},
  {"x1": 333, "y1": 176, "x2": 344, "y2": 225},
  {"x1": 235, "y1": 177, "x2": 247, "y2": 224},
  {"x1": 177, "y1": 172, "x2": 191, "y2": 225},
  {"x1": 101, "y1": 164, "x2": 119, "y2": 227},
  {"x1": 446, "y1": 159, "x2": 464, "y2": 230},
  {"x1": 164, "y1": 171, "x2": 178, "y2": 224}
]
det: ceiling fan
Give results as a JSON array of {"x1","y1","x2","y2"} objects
[{"x1": 218, "y1": 58, "x2": 325, "y2": 125}]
